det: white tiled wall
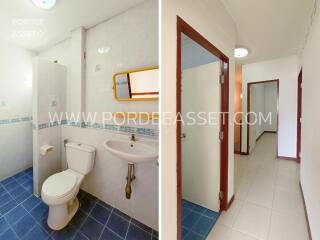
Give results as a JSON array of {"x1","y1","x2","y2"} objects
[
  {"x1": 37, "y1": 0, "x2": 159, "y2": 229},
  {"x1": 32, "y1": 59, "x2": 67, "y2": 195},
  {"x1": 85, "y1": 0, "x2": 158, "y2": 120},
  {"x1": 61, "y1": 126, "x2": 159, "y2": 229},
  {"x1": 0, "y1": 41, "x2": 34, "y2": 180}
]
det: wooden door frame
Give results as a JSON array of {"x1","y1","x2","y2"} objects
[
  {"x1": 296, "y1": 69, "x2": 302, "y2": 163},
  {"x1": 176, "y1": 16, "x2": 230, "y2": 240},
  {"x1": 246, "y1": 79, "x2": 279, "y2": 155},
  {"x1": 234, "y1": 121, "x2": 242, "y2": 154}
]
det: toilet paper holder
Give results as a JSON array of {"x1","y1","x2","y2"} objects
[{"x1": 40, "y1": 144, "x2": 54, "y2": 156}]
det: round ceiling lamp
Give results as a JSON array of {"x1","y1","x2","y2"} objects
[
  {"x1": 235, "y1": 48, "x2": 249, "y2": 58},
  {"x1": 32, "y1": 0, "x2": 57, "y2": 9}
]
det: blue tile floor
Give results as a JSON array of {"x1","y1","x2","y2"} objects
[
  {"x1": 0, "y1": 168, "x2": 158, "y2": 240},
  {"x1": 181, "y1": 199, "x2": 220, "y2": 240}
]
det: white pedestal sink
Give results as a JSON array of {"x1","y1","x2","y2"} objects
[
  {"x1": 103, "y1": 139, "x2": 158, "y2": 163},
  {"x1": 103, "y1": 136, "x2": 158, "y2": 199}
]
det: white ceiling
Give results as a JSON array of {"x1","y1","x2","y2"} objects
[
  {"x1": 221, "y1": 0, "x2": 314, "y2": 64},
  {"x1": 0, "y1": 0, "x2": 146, "y2": 52}
]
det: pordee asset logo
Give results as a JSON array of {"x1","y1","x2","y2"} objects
[{"x1": 48, "y1": 111, "x2": 273, "y2": 126}]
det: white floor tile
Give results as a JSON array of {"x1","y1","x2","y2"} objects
[
  {"x1": 207, "y1": 224, "x2": 231, "y2": 240},
  {"x1": 207, "y1": 134, "x2": 308, "y2": 240},
  {"x1": 277, "y1": 160, "x2": 300, "y2": 179},
  {"x1": 233, "y1": 202, "x2": 271, "y2": 240},
  {"x1": 228, "y1": 229, "x2": 259, "y2": 240},
  {"x1": 235, "y1": 179, "x2": 252, "y2": 201},
  {"x1": 217, "y1": 199, "x2": 243, "y2": 227},
  {"x1": 208, "y1": 225, "x2": 259, "y2": 240},
  {"x1": 246, "y1": 182, "x2": 274, "y2": 208},
  {"x1": 275, "y1": 173, "x2": 300, "y2": 193},
  {"x1": 268, "y1": 211, "x2": 309, "y2": 240},
  {"x1": 273, "y1": 188, "x2": 305, "y2": 216}
]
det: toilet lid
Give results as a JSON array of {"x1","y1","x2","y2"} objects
[{"x1": 42, "y1": 172, "x2": 77, "y2": 198}]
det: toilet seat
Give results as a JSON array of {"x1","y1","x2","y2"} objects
[{"x1": 42, "y1": 171, "x2": 78, "y2": 205}]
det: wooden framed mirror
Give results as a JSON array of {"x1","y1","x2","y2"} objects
[{"x1": 113, "y1": 66, "x2": 159, "y2": 101}]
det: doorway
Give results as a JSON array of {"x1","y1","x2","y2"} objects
[
  {"x1": 297, "y1": 69, "x2": 302, "y2": 163},
  {"x1": 247, "y1": 80, "x2": 279, "y2": 155},
  {"x1": 176, "y1": 17, "x2": 230, "y2": 240}
]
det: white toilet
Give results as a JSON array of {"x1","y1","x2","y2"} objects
[{"x1": 41, "y1": 142, "x2": 95, "y2": 230}]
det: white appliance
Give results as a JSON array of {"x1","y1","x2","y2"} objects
[{"x1": 41, "y1": 142, "x2": 95, "y2": 230}]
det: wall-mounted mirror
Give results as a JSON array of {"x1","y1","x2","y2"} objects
[{"x1": 113, "y1": 67, "x2": 159, "y2": 101}]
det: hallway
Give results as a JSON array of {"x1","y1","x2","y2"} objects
[{"x1": 207, "y1": 133, "x2": 309, "y2": 240}]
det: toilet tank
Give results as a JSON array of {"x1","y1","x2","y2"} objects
[{"x1": 65, "y1": 142, "x2": 95, "y2": 175}]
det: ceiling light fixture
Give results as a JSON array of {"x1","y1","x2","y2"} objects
[
  {"x1": 235, "y1": 48, "x2": 249, "y2": 58},
  {"x1": 32, "y1": 0, "x2": 56, "y2": 9}
]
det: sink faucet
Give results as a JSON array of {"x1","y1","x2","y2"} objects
[{"x1": 130, "y1": 134, "x2": 136, "y2": 141}]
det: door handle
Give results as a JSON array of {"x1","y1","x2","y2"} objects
[{"x1": 181, "y1": 133, "x2": 186, "y2": 139}]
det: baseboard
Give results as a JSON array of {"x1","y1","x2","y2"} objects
[
  {"x1": 256, "y1": 132, "x2": 265, "y2": 142},
  {"x1": 277, "y1": 155, "x2": 297, "y2": 161},
  {"x1": 299, "y1": 183, "x2": 312, "y2": 240},
  {"x1": 256, "y1": 131, "x2": 277, "y2": 142},
  {"x1": 227, "y1": 195, "x2": 235, "y2": 210},
  {"x1": 240, "y1": 152, "x2": 248, "y2": 155}
]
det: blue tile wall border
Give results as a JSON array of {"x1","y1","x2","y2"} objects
[
  {"x1": 33, "y1": 120, "x2": 159, "y2": 137},
  {"x1": 0, "y1": 116, "x2": 32, "y2": 126}
]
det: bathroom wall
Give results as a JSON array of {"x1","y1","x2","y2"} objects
[
  {"x1": 32, "y1": 59, "x2": 67, "y2": 195},
  {"x1": 0, "y1": 41, "x2": 34, "y2": 180},
  {"x1": 161, "y1": 0, "x2": 237, "y2": 238},
  {"x1": 37, "y1": 39, "x2": 72, "y2": 113},
  {"x1": 38, "y1": 0, "x2": 159, "y2": 229},
  {"x1": 61, "y1": 126, "x2": 158, "y2": 229},
  {"x1": 39, "y1": 0, "x2": 158, "y2": 127},
  {"x1": 85, "y1": 0, "x2": 158, "y2": 121}
]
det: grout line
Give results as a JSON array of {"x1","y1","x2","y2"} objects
[
  {"x1": 104, "y1": 226, "x2": 125, "y2": 240},
  {"x1": 130, "y1": 220, "x2": 154, "y2": 235},
  {"x1": 229, "y1": 200, "x2": 243, "y2": 229},
  {"x1": 124, "y1": 218, "x2": 132, "y2": 240},
  {"x1": 71, "y1": 197, "x2": 98, "y2": 240},
  {"x1": 1, "y1": 169, "x2": 157, "y2": 240},
  {"x1": 0, "y1": 169, "x2": 40, "y2": 239},
  {"x1": 182, "y1": 201, "x2": 220, "y2": 238},
  {"x1": 97, "y1": 207, "x2": 114, "y2": 240}
]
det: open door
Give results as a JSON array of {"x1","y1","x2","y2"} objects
[
  {"x1": 181, "y1": 62, "x2": 221, "y2": 212},
  {"x1": 176, "y1": 17, "x2": 230, "y2": 240}
]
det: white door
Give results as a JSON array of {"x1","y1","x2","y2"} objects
[
  {"x1": 181, "y1": 61, "x2": 221, "y2": 212},
  {"x1": 249, "y1": 84, "x2": 257, "y2": 153}
]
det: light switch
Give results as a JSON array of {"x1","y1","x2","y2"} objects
[
  {"x1": 0, "y1": 99, "x2": 8, "y2": 109},
  {"x1": 49, "y1": 95, "x2": 58, "y2": 108},
  {"x1": 95, "y1": 64, "x2": 102, "y2": 72}
]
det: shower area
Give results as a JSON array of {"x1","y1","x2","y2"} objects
[{"x1": 0, "y1": 42, "x2": 34, "y2": 182}]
